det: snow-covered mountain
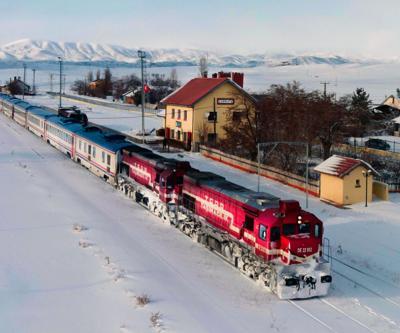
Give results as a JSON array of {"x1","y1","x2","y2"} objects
[{"x1": 0, "y1": 39, "x2": 361, "y2": 67}]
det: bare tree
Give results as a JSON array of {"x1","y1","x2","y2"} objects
[
  {"x1": 197, "y1": 120, "x2": 209, "y2": 144},
  {"x1": 199, "y1": 56, "x2": 208, "y2": 77},
  {"x1": 170, "y1": 68, "x2": 179, "y2": 89}
]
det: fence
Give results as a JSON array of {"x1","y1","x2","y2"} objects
[
  {"x1": 199, "y1": 145, "x2": 320, "y2": 196},
  {"x1": 346, "y1": 137, "x2": 400, "y2": 155}
]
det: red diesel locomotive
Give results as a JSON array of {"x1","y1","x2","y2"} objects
[{"x1": 118, "y1": 146, "x2": 332, "y2": 299}]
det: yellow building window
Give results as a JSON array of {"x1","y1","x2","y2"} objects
[
  {"x1": 171, "y1": 108, "x2": 175, "y2": 119},
  {"x1": 177, "y1": 109, "x2": 181, "y2": 119},
  {"x1": 184, "y1": 110, "x2": 187, "y2": 120}
]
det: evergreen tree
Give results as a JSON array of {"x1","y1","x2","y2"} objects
[
  {"x1": 87, "y1": 71, "x2": 94, "y2": 83},
  {"x1": 350, "y1": 87, "x2": 372, "y2": 128},
  {"x1": 103, "y1": 67, "x2": 112, "y2": 96}
]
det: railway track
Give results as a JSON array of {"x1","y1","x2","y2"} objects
[
  {"x1": 331, "y1": 256, "x2": 400, "y2": 309},
  {"x1": 288, "y1": 297, "x2": 380, "y2": 333}
]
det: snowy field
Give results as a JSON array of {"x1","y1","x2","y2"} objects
[
  {"x1": 1, "y1": 95, "x2": 400, "y2": 332},
  {"x1": 3, "y1": 62, "x2": 400, "y2": 103}
]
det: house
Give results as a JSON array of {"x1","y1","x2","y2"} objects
[
  {"x1": 161, "y1": 72, "x2": 255, "y2": 149},
  {"x1": 88, "y1": 79, "x2": 104, "y2": 90},
  {"x1": 375, "y1": 95, "x2": 400, "y2": 113},
  {"x1": 122, "y1": 89, "x2": 136, "y2": 104},
  {"x1": 314, "y1": 155, "x2": 386, "y2": 206},
  {"x1": 8, "y1": 77, "x2": 30, "y2": 95}
]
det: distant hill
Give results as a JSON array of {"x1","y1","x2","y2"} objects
[{"x1": 0, "y1": 39, "x2": 367, "y2": 68}]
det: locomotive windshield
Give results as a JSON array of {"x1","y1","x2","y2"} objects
[{"x1": 283, "y1": 224, "x2": 296, "y2": 236}]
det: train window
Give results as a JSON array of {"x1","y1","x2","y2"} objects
[
  {"x1": 88, "y1": 145, "x2": 92, "y2": 155},
  {"x1": 107, "y1": 154, "x2": 111, "y2": 166},
  {"x1": 102, "y1": 151, "x2": 105, "y2": 163},
  {"x1": 315, "y1": 224, "x2": 320, "y2": 238},
  {"x1": 183, "y1": 193, "x2": 196, "y2": 212},
  {"x1": 270, "y1": 227, "x2": 280, "y2": 242},
  {"x1": 259, "y1": 224, "x2": 267, "y2": 240},
  {"x1": 84, "y1": 142, "x2": 87, "y2": 153},
  {"x1": 92, "y1": 146, "x2": 96, "y2": 158},
  {"x1": 299, "y1": 223, "x2": 310, "y2": 234},
  {"x1": 79, "y1": 140, "x2": 82, "y2": 150},
  {"x1": 283, "y1": 224, "x2": 296, "y2": 236},
  {"x1": 244, "y1": 215, "x2": 254, "y2": 231}
]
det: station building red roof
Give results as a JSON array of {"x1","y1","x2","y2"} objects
[
  {"x1": 314, "y1": 155, "x2": 379, "y2": 178},
  {"x1": 161, "y1": 77, "x2": 229, "y2": 107}
]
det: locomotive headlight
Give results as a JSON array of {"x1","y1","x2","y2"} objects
[{"x1": 297, "y1": 215, "x2": 302, "y2": 224}]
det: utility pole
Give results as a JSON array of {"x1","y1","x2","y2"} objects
[
  {"x1": 320, "y1": 81, "x2": 330, "y2": 98},
  {"x1": 22, "y1": 63, "x2": 27, "y2": 100},
  {"x1": 138, "y1": 50, "x2": 146, "y2": 143},
  {"x1": 213, "y1": 97, "x2": 217, "y2": 144},
  {"x1": 32, "y1": 69, "x2": 36, "y2": 95},
  {"x1": 58, "y1": 57, "x2": 62, "y2": 109},
  {"x1": 50, "y1": 73, "x2": 54, "y2": 93}
]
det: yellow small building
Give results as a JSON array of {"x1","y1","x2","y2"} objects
[
  {"x1": 161, "y1": 72, "x2": 255, "y2": 149},
  {"x1": 314, "y1": 155, "x2": 380, "y2": 206}
]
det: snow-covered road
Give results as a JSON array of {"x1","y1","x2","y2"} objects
[{"x1": 1, "y1": 106, "x2": 400, "y2": 332}]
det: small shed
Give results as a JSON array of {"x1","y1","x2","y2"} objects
[
  {"x1": 122, "y1": 90, "x2": 136, "y2": 104},
  {"x1": 314, "y1": 155, "x2": 380, "y2": 206}
]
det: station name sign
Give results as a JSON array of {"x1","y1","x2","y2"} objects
[{"x1": 217, "y1": 98, "x2": 235, "y2": 105}]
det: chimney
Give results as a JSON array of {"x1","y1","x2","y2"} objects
[
  {"x1": 231, "y1": 72, "x2": 244, "y2": 88},
  {"x1": 202, "y1": 71, "x2": 208, "y2": 78}
]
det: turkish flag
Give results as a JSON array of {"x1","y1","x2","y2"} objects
[{"x1": 144, "y1": 84, "x2": 151, "y2": 94}]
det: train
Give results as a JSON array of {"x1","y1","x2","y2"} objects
[{"x1": 0, "y1": 93, "x2": 332, "y2": 299}]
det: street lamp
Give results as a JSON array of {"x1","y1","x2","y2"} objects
[
  {"x1": 22, "y1": 63, "x2": 27, "y2": 100},
  {"x1": 58, "y1": 56, "x2": 63, "y2": 109},
  {"x1": 362, "y1": 169, "x2": 372, "y2": 207},
  {"x1": 137, "y1": 50, "x2": 146, "y2": 144},
  {"x1": 32, "y1": 69, "x2": 36, "y2": 95}
]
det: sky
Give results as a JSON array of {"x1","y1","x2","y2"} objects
[{"x1": 1, "y1": 0, "x2": 400, "y2": 57}]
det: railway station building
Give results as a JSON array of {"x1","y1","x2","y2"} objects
[{"x1": 161, "y1": 72, "x2": 256, "y2": 150}]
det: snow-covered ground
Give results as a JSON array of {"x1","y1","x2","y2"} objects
[{"x1": 1, "y1": 95, "x2": 400, "y2": 332}]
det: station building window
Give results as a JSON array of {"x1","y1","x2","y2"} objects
[
  {"x1": 184, "y1": 110, "x2": 187, "y2": 120},
  {"x1": 171, "y1": 108, "x2": 175, "y2": 119}
]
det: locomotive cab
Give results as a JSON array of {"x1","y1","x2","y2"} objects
[{"x1": 253, "y1": 200, "x2": 323, "y2": 265}]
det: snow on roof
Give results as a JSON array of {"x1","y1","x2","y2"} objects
[
  {"x1": 160, "y1": 77, "x2": 228, "y2": 107},
  {"x1": 314, "y1": 155, "x2": 379, "y2": 178}
]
